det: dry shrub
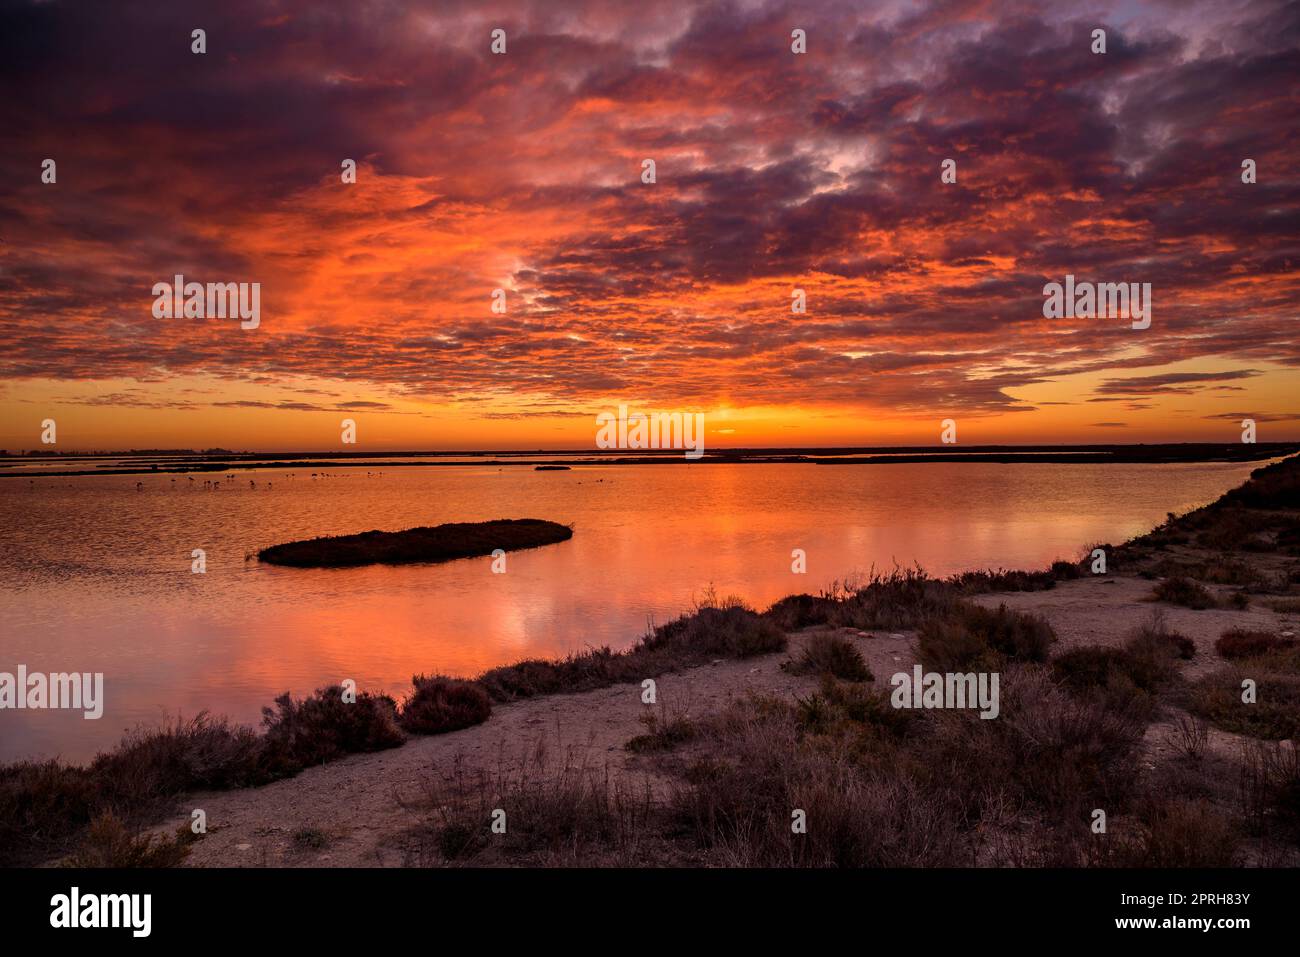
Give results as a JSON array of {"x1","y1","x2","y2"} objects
[
  {"x1": 1109, "y1": 799, "x2": 1240, "y2": 867},
  {"x1": 1216, "y1": 629, "x2": 1296, "y2": 660},
  {"x1": 764, "y1": 593, "x2": 832, "y2": 630},
  {"x1": 625, "y1": 706, "x2": 699, "y2": 753},
  {"x1": 261, "y1": 685, "x2": 405, "y2": 770},
  {"x1": 1190, "y1": 648, "x2": 1300, "y2": 740},
  {"x1": 399, "y1": 676, "x2": 492, "y2": 734},
  {"x1": 1240, "y1": 740, "x2": 1300, "y2": 845},
  {"x1": 921, "y1": 668, "x2": 1145, "y2": 822},
  {"x1": 1152, "y1": 576, "x2": 1216, "y2": 609},
  {"x1": 821, "y1": 566, "x2": 959, "y2": 631},
  {"x1": 93, "y1": 713, "x2": 273, "y2": 804},
  {"x1": 63, "y1": 813, "x2": 195, "y2": 868},
  {"x1": 918, "y1": 602, "x2": 1055, "y2": 672},
  {"x1": 414, "y1": 747, "x2": 658, "y2": 865},
  {"x1": 1164, "y1": 715, "x2": 1210, "y2": 763},
  {"x1": 672, "y1": 702, "x2": 967, "y2": 866},
  {"x1": 783, "y1": 633, "x2": 872, "y2": 681}
]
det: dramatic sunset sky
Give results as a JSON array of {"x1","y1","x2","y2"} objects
[{"x1": 0, "y1": 0, "x2": 1296, "y2": 451}]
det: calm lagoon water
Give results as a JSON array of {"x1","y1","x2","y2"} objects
[{"x1": 0, "y1": 459, "x2": 1265, "y2": 762}]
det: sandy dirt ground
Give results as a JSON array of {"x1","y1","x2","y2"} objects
[{"x1": 166, "y1": 571, "x2": 1297, "y2": 867}]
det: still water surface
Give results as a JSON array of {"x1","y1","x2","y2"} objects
[{"x1": 0, "y1": 460, "x2": 1263, "y2": 761}]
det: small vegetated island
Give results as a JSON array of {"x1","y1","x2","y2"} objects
[{"x1": 258, "y1": 518, "x2": 572, "y2": 568}]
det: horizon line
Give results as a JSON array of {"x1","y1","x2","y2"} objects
[{"x1": 6, "y1": 441, "x2": 1300, "y2": 458}]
